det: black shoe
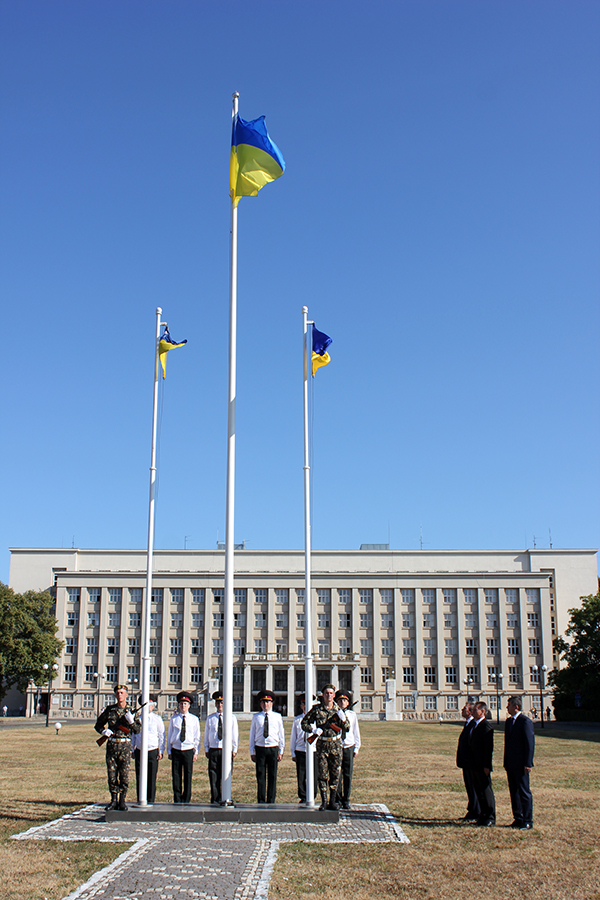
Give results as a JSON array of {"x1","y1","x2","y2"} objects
[
  {"x1": 328, "y1": 792, "x2": 340, "y2": 811},
  {"x1": 509, "y1": 820, "x2": 523, "y2": 829},
  {"x1": 477, "y1": 817, "x2": 495, "y2": 827},
  {"x1": 462, "y1": 815, "x2": 479, "y2": 823},
  {"x1": 105, "y1": 795, "x2": 118, "y2": 811},
  {"x1": 118, "y1": 793, "x2": 128, "y2": 811},
  {"x1": 519, "y1": 823, "x2": 533, "y2": 831},
  {"x1": 341, "y1": 801, "x2": 351, "y2": 810}
]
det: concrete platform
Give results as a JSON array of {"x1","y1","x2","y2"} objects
[{"x1": 106, "y1": 802, "x2": 339, "y2": 824}]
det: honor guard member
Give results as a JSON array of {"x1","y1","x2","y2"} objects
[
  {"x1": 290, "y1": 695, "x2": 317, "y2": 803},
  {"x1": 335, "y1": 690, "x2": 361, "y2": 809},
  {"x1": 249, "y1": 689, "x2": 285, "y2": 803},
  {"x1": 131, "y1": 694, "x2": 165, "y2": 804},
  {"x1": 94, "y1": 684, "x2": 141, "y2": 811},
  {"x1": 301, "y1": 684, "x2": 350, "y2": 810},
  {"x1": 167, "y1": 691, "x2": 201, "y2": 803},
  {"x1": 204, "y1": 690, "x2": 239, "y2": 804}
]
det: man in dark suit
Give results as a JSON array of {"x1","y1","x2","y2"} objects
[
  {"x1": 504, "y1": 695, "x2": 535, "y2": 830},
  {"x1": 456, "y1": 700, "x2": 480, "y2": 822},
  {"x1": 468, "y1": 701, "x2": 495, "y2": 826}
]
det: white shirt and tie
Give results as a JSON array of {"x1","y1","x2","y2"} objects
[
  {"x1": 167, "y1": 710, "x2": 201, "y2": 755},
  {"x1": 204, "y1": 712, "x2": 239, "y2": 753}
]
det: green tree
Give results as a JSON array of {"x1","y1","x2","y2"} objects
[
  {"x1": 0, "y1": 582, "x2": 63, "y2": 701},
  {"x1": 549, "y1": 587, "x2": 600, "y2": 718}
]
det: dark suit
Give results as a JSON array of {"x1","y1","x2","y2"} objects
[
  {"x1": 456, "y1": 717, "x2": 480, "y2": 818},
  {"x1": 469, "y1": 717, "x2": 495, "y2": 823},
  {"x1": 504, "y1": 713, "x2": 535, "y2": 825}
]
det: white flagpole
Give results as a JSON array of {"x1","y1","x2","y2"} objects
[
  {"x1": 302, "y1": 306, "x2": 316, "y2": 807},
  {"x1": 139, "y1": 305, "x2": 165, "y2": 807},
  {"x1": 221, "y1": 91, "x2": 239, "y2": 806}
]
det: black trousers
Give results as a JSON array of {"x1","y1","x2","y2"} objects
[
  {"x1": 171, "y1": 747, "x2": 195, "y2": 803},
  {"x1": 471, "y1": 767, "x2": 495, "y2": 821},
  {"x1": 505, "y1": 767, "x2": 533, "y2": 824},
  {"x1": 134, "y1": 747, "x2": 160, "y2": 803},
  {"x1": 293, "y1": 750, "x2": 318, "y2": 802},
  {"x1": 254, "y1": 745, "x2": 278, "y2": 803},
  {"x1": 461, "y1": 766, "x2": 481, "y2": 817},
  {"x1": 336, "y1": 746, "x2": 355, "y2": 802},
  {"x1": 207, "y1": 748, "x2": 223, "y2": 803}
]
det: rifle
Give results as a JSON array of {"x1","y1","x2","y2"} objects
[
  {"x1": 96, "y1": 700, "x2": 148, "y2": 747},
  {"x1": 306, "y1": 701, "x2": 357, "y2": 744}
]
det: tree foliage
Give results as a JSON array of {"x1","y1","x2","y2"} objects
[
  {"x1": 549, "y1": 587, "x2": 600, "y2": 716},
  {"x1": 0, "y1": 582, "x2": 63, "y2": 701}
]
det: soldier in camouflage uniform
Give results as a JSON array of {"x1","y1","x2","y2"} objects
[
  {"x1": 95, "y1": 684, "x2": 141, "y2": 811},
  {"x1": 301, "y1": 684, "x2": 349, "y2": 810}
]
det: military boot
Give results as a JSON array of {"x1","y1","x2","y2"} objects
[
  {"x1": 105, "y1": 793, "x2": 118, "y2": 811},
  {"x1": 319, "y1": 789, "x2": 327, "y2": 811},
  {"x1": 118, "y1": 792, "x2": 128, "y2": 811},
  {"x1": 328, "y1": 790, "x2": 339, "y2": 811}
]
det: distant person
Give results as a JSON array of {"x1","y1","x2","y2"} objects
[
  {"x1": 504, "y1": 696, "x2": 535, "y2": 831},
  {"x1": 204, "y1": 690, "x2": 238, "y2": 804},
  {"x1": 167, "y1": 691, "x2": 201, "y2": 803},
  {"x1": 335, "y1": 690, "x2": 361, "y2": 810},
  {"x1": 546, "y1": 706, "x2": 552, "y2": 721},
  {"x1": 94, "y1": 684, "x2": 141, "y2": 811},
  {"x1": 131, "y1": 694, "x2": 165, "y2": 804},
  {"x1": 456, "y1": 700, "x2": 480, "y2": 823},
  {"x1": 468, "y1": 701, "x2": 495, "y2": 826},
  {"x1": 249, "y1": 690, "x2": 285, "y2": 803},
  {"x1": 2, "y1": 705, "x2": 7, "y2": 717}
]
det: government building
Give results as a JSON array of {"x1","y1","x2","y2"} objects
[{"x1": 8, "y1": 546, "x2": 597, "y2": 721}]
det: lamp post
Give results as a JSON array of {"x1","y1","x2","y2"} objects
[
  {"x1": 532, "y1": 664, "x2": 548, "y2": 728},
  {"x1": 43, "y1": 663, "x2": 59, "y2": 727},
  {"x1": 490, "y1": 672, "x2": 504, "y2": 723},
  {"x1": 94, "y1": 672, "x2": 105, "y2": 717},
  {"x1": 463, "y1": 676, "x2": 474, "y2": 701}
]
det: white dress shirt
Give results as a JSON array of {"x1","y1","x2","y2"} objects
[
  {"x1": 249, "y1": 709, "x2": 285, "y2": 755},
  {"x1": 131, "y1": 711, "x2": 165, "y2": 754},
  {"x1": 341, "y1": 708, "x2": 361, "y2": 751},
  {"x1": 167, "y1": 711, "x2": 201, "y2": 754},
  {"x1": 290, "y1": 713, "x2": 307, "y2": 756},
  {"x1": 204, "y1": 712, "x2": 239, "y2": 753}
]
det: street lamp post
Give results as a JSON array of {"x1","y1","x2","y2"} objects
[
  {"x1": 43, "y1": 663, "x2": 59, "y2": 727},
  {"x1": 532, "y1": 664, "x2": 548, "y2": 728},
  {"x1": 94, "y1": 672, "x2": 105, "y2": 717},
  {"x1": 463, "y1": 676, "x2": 474, "y2": 700},
  {"x1": 490, "y1": 672, "x2": 504, "y2": 723}
]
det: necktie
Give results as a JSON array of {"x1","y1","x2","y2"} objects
[
  {"x1": 180, "y1": 715, "x2": 186, "y2": 743},
  {"x1": 218, "y1": 714, "x2": 223, "y2": 741},
  {"x1": 263, "y1": 714, "x2": 269, "y2": 739}
]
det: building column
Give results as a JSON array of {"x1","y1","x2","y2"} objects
[
  {"x1": 352, "y1": 663, "x2": 361, "y2": 702},
  {"x1": 266, "y1": 664, "x2": 273, "y2": 691},
  {"x1": 243, "y1": 663, "x2": 251, "y2": 712},
  {"x1": 287, "y1": 664, "x2": 295, "y2": 717}
]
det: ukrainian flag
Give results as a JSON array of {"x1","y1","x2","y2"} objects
[
  {"x1": 158, "y1": 328, "x2": 187, "y2": 379},
  {"x1": 230, "y1": 114, "x2": 285, "y2": 207},
  {"x1": 311, "y1": 325, "x2": 332, "y2": 377}
]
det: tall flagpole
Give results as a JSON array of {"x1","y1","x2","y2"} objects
[
  {"x1": 221, "y1": 91, "x2": 239, "y2": 806},
  {"x1": 139, "y1": 305, "x2": 165, "y2": 807},
  {"x1": 302, "y1": 306, "x2": 316, "y2": 807}
]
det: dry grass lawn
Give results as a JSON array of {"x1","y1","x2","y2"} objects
[{"x1": 0, "y1": 718, "x2": 598, "y2": 900}]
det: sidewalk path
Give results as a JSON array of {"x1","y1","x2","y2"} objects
[{"x1": 14, "y1": 803, "x2": 409, "y2": 900}]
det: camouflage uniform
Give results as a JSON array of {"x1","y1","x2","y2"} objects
[
  {"x1": 301, "y1": 701, "x2": 349, "y2": 806},
  {"x1": 95, "y1": 704, "x2": 141, "y2": 803}
]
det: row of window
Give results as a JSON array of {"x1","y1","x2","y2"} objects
[{"x1": 398, "y1": 665, "x2": 530, "y2": 685}]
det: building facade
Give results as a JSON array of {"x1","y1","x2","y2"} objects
[{"x1": 9, "y1": 546, "x2": 598, "y2": 720}]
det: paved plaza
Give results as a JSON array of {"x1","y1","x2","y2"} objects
[{"x1": 13, "y1": 803, "x2": 409, "y2": 900}]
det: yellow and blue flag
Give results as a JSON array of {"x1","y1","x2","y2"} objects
[
  {"x1": 311, "y1": 325, "x2": 332, "y2": 377},
  {"x1": 158, "y1": 328, "x2": 187, "y2": 379},
  {"x1": 230, "y1": 114, "x2": 285, "y2": 208}
]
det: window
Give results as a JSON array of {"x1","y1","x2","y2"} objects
[
  {"x1": 423, "y1": 613, "x2": 434, "y2": 627},
  {"x1": 529, "y1": 666, "x2": 540, "y2": 683},
  {"x1": 444, "y1": 639, "x2": 456, "y2": 656},
  {"x1": 234, "y1": 638, "x2": 245, "y2": 655},
  {"x1": 338, "y1": 589, "x2": 352, "y2": 603},
  {"x1": 192, "y1": 613, "x2": 204, "y2": 628},
  {"x1": 254, "y1": 613, "x2": 266, "y2": 627},
  {"x1": 508, "y1": 638, "x2": 520, "y2": 655},
  {"x1": 213, "y1": 613, "x2": 225, "y2": 627},
  {"x1": 402, "y1": 613, "x2": 414, "y2": 628},
  {"x1": 296, "y1": 589, "x2": 305, "y2": 604},
  {"x1": 130, "y1": 588, "x2": 142, "y2": 604},
  {"x1": 489, "y1": 694, "x2": 499, "y2": 710},
  {"x1": 423, "y1": 639, "x2": 436, "y2": 655},
  {"x1": 422, "y1": 589, "x2": 435, "y2": 604},
  {"x1": 297, "y1": 614, "x2": 306, "y2": 627},
  {"x1": 128, "y1": 638, "x2": 139, "y2": 655},
  {"x1": 464, "y1": 589, "x2": 477, "y2": 605},
  {"x1": 443, "y1": 588, "x2": 456, "y2": 605},
  {"x1": 446, "y1": 695, "x2": 459, "y2": 710},
  {"x1": 381, "y1": 639, "x2": 394, "y2": 655},
  {"x1": 169, "y1": 666, "x2": 181, "y2": 684},
  {"x1": 254, "y1": 639, "x2": 266, "y2": 654},
  {"x1": 525, "y1": 589, "x2": 539, "y2": 605},
  {"x1": 67, "y1": 611, "x2": 79, "y2": 627},
  {"x1": 339, "y1": 613, "x2": 351, "y2": 628},
  {"x1": 192, "y1": 588, "x2": 205, "y2": 604},
  {"x1": 275, "y1": 589, "x2": 289, "y2": 604},
  {"x1": 444, "y1": 613, "x2": 456, "y2": 627},
  {"x1": 170, "y1": 638, "x2": 181, "y2": 655},
  {"x1": 485, "y1": 613, "x2": 497, "y2": 627},
  {"x1": 487, "y1": 666, "x2": 499, "y2": 679},
  {"x1": 88, "y1": 587, "x2": 101, "y2": 603},
  {"x1": 85, "y1": 665, "x2": 95, "y2": 682},
  {"x1": 317, "y1": 589, "x2": 331, "y2": 605},
  {"x1": 106, "y1": 666, "x2": 117, "y2": 682},
  {"x1": 507, "y1": 613, "x2": 518, "y2": 627},
  {"x1": 65, "y1": 637, "x2": 77, "y2": 654},
  {"x1": 339, "y1": 639, "x2": 351, "y2": 654},
  {"x1": 190, "y1": 638, "x2": 202, "y2": 655},
  {"x1": 150, "y1": 612, "x2": 162, "y2": 628},
  {"x1": 401, "y1": 589, "x2": 414, "y2": 604},
  {"x1": 465, "y1": 614, "x2": 477, "y2": 627},
  {"x1": 466, "y1": 666, "x2": 479, "y2": 682},
  {"x1": 276, "y1": 641, "x2": 288, "y2": 658},
  {"x1": 381, "y1": 614, "x2": 393, "y2": 628},
  {"x1": 527, "y1": 612, "x2": 539, "y2": 627},
  {"x1": 233, "y1": 612, "x2": 245, "y2": 627},
  {"x1": 234, "y1": 588, "x2": 247, "y2": 604},
  {"x1": 361, "y1": 695, "x2": 373, "y2": 711},
  {"x1": 317, "y1": 614, "x2": 329, "y2": 628},
  {"x1": 107, "y1": 638, "x2": 119, "y2": 655},
  {"x1": 82, "y1": 694, "x2": 95, "y2": 709},
  {"x1": 360, "y1": 667, "x2": 373, "y2": 684},
  {"x1": 402, "y1": 639, "x2": 414, "y2": 656},
  {"x1": 63, "y1": 665, "x2": 76, "y2": 682},
  {"x1": 171, "y1": 588, "x2": 184, "y2": 603},
  {"x1": 360, "y1": 613, "x2": 372, "y2": 628},
  {"x1": 171, "y1": 613, "x2": 183, "y2": 627},
  {"x1": 212, "y1": 639, "x2": 223, "y2": 655},
  {"x1": 127, "y1": 665, "x2": 139, "y2": 683},
  {"x1": 359, "y1": 589, "x2": 372, "y2": 605},
  {"x1": 254, "y1": 589, "x2": 267, "y2": 604},
  {"x1": 529, "y1": 638, "x2": 540, "y2": 655},
  {"x1": 487, "y1": 638, "x2": 498, "y2": 655},
  {"x1": 150, "y1": 638, "x2": 160, "y2": 655},
  {"x1": 505, "y1": 588, "x2": 518, "y2": 604},
  {"x1": 424, "y1": 667, "x2": 436, "y2": 684},
  {"x1": 108, "y1": 612, "x2": 119, "y2": 627},
  {"x1": 382, "y1": 666, "x2": 394, "y2": 682},
  {"x1": 233, "y1": 666, "x2": 244, "y2": 683},
  {"x1": 109, "y1": 588, "x2": 122, "y2": 604},
  {"x1": 129, "y1": 612, "x2": 141, "y2": 627},
  {"x1": 190, "y1": 667, "x2": 202, "y2": 683},
  {"x1": 466, "y1": 639, "x2": 477, "y2": 656},
  {"x1": 88, "y1": 612, "x2": 99, "y2": 627},
  {"x1": 149, "y1": 666, "x2": 160, "y2": 683},
  {"x1": 67, "y1": 588, "x2": 80, "y2": 603},
  {"x1": 62, "y1": 694, "x2": 73, "y2": 708},
  {"x1": 403, "y1": 694, "x2": 415, "y2": 710},
  {"x1": 508, "y1": 666, "x2": 521, "y2": 684},
  {"x1": 403, "y1": 667, "x2": 415, "y2": 684},
  {"x1": 166, "y1": 694, "x2": 177, "y2": 710},
  {"x1": 360, "y1": 639, "x2": 372, "y2": 656},
  {"x1": 484, "y1": 589, "x2": 497, "y2": 605},
  {"x1": 213, "y1": 589, "x2": 224, "y2": 604},
  {"x1": 425, "y1": 696, "x2": 437, "y2": 711},
  {"x1": 445, "y1": 666, "x2": 457, "y2": 684},
  {"x1": 297, "y1": 641, "x2": 306, "y2": 656}
]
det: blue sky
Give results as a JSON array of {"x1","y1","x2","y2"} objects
[{"x1": 2, "y1": 1, "x2": 599, "y2": 585}]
